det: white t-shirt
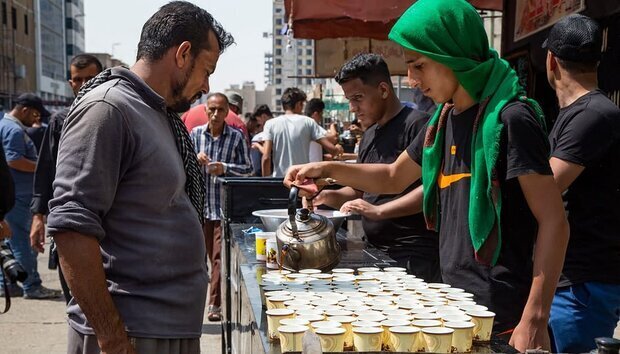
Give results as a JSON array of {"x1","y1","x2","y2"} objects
[
  {"x1": 263, "y1": 114, "x2": 327, "y2": 177},
  {"x1": 308, "y1": 141, "x2": 323, "y2": 162}
]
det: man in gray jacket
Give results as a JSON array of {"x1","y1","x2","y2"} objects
[{"x1": 47, "y1": 2, "x2": 234, "y2": 353}]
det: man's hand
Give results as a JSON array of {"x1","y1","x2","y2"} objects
[
  {"x1": 30, "y1": 213, "x2": 46, "y2": 253},
  {"x1": 283, "y1": 163, "x2": 328, "y2": 193},
  {"x1": 197, "y1": 152, "x2": 209, "y2": 166},
  {"x1": 0, "y1": 220, "x2": 11, "y2": 240},
  {"x1": 251, "y1": 142, "x2": 265, "y2": 154},
  {"x1": 340, "y1": 199, "x2": 383, "y2": 220},
  {"x1": 207, "y1": 162, "x2": 225, "y2": 176},
  {"x1": 509, "y1": 317, "x2": 551, "y2": 352}
]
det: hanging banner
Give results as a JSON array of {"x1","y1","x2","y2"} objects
[
  {"x1": 314, "y1": 38, "x2": 406, "y2": 78},
  {"x1": 514, "y1": 0, "x2": 585, "y2": 42}
]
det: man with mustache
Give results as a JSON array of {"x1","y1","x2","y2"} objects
[{"x1": 46, "y1": 2, "x2": 234, "y2": 353}]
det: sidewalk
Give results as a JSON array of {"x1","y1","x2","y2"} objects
[{"x1": 0, "y1": 241, "x2": 222, "y2": 353}]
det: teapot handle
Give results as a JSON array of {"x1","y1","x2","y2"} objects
[{"x1": 288, "y1": 186, "x2": 299, "y2": 239}]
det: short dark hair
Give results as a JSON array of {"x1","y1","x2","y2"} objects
[
  {"x1": 253, "y1": 104, "x2": 273, "y2": 118},
  {"x1": 70, "y1": 54, "x2": 103, "y2": 72},
  {"x1": 137, "y1": 1, "x2": 234, "y2": 62},
  {"x1": 281, "y1": 88, "x2": 307, "y2": 110},
  {"x1": 334, "y1": 53, "x2": 392, "y2": 87},
  {"x1": 206, "y1": 92, "x2": 229, "y2": 105},
  {"x1": 304, "y1": 98, "x2": 325, "y2": 117},
  {"x1": 557, "y1": 58, "x2": 598, "y2": 75}
]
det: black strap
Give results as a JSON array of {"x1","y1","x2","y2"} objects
[{"x1": 1, "y1": 267, "x2": 11, "y2": 314}]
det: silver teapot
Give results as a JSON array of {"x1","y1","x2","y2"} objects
[{"x1": 276, "y1": 186, "x2": 341, "y2": 272}]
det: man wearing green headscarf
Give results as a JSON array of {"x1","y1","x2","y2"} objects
[{"x1": 284, "y1": 0, "x2": 569, "y2": 351}]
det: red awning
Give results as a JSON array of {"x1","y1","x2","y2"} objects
[{"x1": 284, "y1": 0, "x2": 503, "y2": 40}]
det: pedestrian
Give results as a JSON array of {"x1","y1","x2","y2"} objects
[
  {"x1": 0, "y1": 93, "x2": 60, "y2": 300},
  {"x1": 250, "y1": 104, "x2": 273, "y2": 176},
  {"x1": 190, "y1": 93, "x2": 252, "y2": 322},
  {"x1": 543, "y1": 14, "x2": 620, "y2": 353},
  {"x1": 305, "y1": 98, "x2": 338, "y2": 162},
  {"x1": 46, "y1": 2, "x2": 234, "y2": 353},
  {"x1": 30, "y1": 54, "x2": 103, "y2": 304},
  {"x1": 313, "y1": 53, "x2": 440, "y2": 281},
  {"x1": 262, "y1": 88, "x2": 343, "y2": 177},
  {"x1": 284, "y1": 0, "x2": 569, "y2": 351},
  {"x1": 181, "y1": 92, "x2": 248, "y2": 140},
  {"x1": 0, "y1": 142, "x2": 14, "y2": 241}
]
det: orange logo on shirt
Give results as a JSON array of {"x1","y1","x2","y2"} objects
[
  {"x1": 438, "y1": 171, "x2": 471, "y2": 189},
  {"x1": 451, "y1": 145, "x2": 457, "y2": 155}
]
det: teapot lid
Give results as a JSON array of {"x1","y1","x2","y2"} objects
[{"x1": 282, "y1": 208, "x2": 333, "y2": 241}]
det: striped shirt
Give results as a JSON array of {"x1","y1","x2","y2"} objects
[{"x1": 191, "y1": 123, "x2": 252, "y2": 220}]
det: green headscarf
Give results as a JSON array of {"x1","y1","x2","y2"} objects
[{"x1": 389, "y1": 0, "x2": 545, "y2": 265}]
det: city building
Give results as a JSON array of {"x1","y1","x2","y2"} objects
[
  {"x1": 65, "y1": 0, "x2": 84, "y2": 79},
  {"x1": 225, "y1": 81, "x2": 274, "y2": 116},
  {"x1": 0, "y1": 0, "x2": 37, "y2": 111},
  {"x1": 90, "y1": 52, "x2": 128, "y2": 70},
  {"x1": 270, "y1": 0, "x2": 315, "y2": 111}
]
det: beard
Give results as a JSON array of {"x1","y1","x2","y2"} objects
[{"x1": 169, "y1": 60, "x2": 202, "y2": 113}]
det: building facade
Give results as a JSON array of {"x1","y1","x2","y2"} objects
[
  {"x1": 0, "y1": 0, "x2": 37, "y2": 111},
  {"x1": 270, "y1": 0, "x2": 315, "y2": 112},
  {"x1": 64, "y1": 0, "x2": 84, "y2": 79}
]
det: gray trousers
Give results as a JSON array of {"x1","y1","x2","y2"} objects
[{"x1": 67, "y1": 326, "x2": 201, "y2": 354}]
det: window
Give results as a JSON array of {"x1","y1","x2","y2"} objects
[
  {"x1": 275, "y1": 78, "x2": 281, "y2": 84},
  {"x1": 11, "y1": 6, "x2": 16, "y2": 30},
  {"x1": 276, "y1": 18, "x2": 282, "y2": 25},
  {"x1": 275, "y1": 59, "x2": 281, "y2": 65},
  {"x1": 275, "y1": 49, "x2": 281, "y2": 55},
  {"x1": 275, "y1": 68, "x2": 282, "y2": 75},
  {"x1": 297, "y1": 49, "x2": 302, "y2": 56},
  {"x1": 297, "y1": 68, "x2": 302, "y2": 75},
  {"x1": 24, "y1": 14, "x2": 27, "y2": 34},
  {"x1": 306, "y1": 69, "x2": 312, "y2": 75},
  {"x1": 2, "y1": 3, "x2": 7, "y2": 26},
  {"x1": 275, "y1": 8, "x2": 282, "y2": 13},
  {"x1": 297, "y1": 59, "x2": 302, "y2": 65},
  {"x1": 306, "y1": 39, "x2": 312, "y2": 46},
  {"x1": 306, "y1": 48, "x2": 312, "y2": 55},
  {"x1": 276, "y1": 88, "x2": 282, "y2": 95},
  {"x1": 275, "y1": 38, "x2": 282, "y2": 45},
  {"x1": 297, "y1": 78, "x2": 303, "y2": 85},
  {"x1": 306, "y1": 78, "x2": 312, "y2": 85},
  {"x1": 276, "y1": 99, "x2": 282, "y2": 107},
  {"x1": 306, "y1": 59, "x2": 312, "y2": 65}
]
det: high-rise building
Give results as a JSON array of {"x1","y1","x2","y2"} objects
[
  {"x1": 35, "y1": 0, "x2": 85, "y2": 109},
  {"x1": 65, "y1": 0, "x2": 84, "y2": 79},
  {"x1": 271, "y1": 0, "x2": 315, "y2": 113},
  {"x1": 0, "y1": 0, "x2": 37, "y2": 111}
]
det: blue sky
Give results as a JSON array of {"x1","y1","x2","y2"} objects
[{"x1": 84, "y1": 0, "x2": 273, "y2": 92}]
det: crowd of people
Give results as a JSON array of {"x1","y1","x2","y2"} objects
[{"x1": 0, "y1": 0, "x2": 618, "y2": 353}]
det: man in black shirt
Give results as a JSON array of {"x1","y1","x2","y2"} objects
[
  {"x1": 29, "y1": 54, "x2": 102, "y2": 303},
  {"x1": 543, "y1": 15, "x2": 620, "y2": 353},
  {"x1": 313, "y1": 53, "x2": 440, "y2": 281},
  {"x1": 285, "y1": 1, "x2": 569, "y2": 351}
]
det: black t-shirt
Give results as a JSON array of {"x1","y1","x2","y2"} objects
[
  {"x1": 549, "y1": 90, "x2": 620, "y2": 287},
  {"x1": 358, "y1": 106, "x2": 438, "y2": 259},
  {"x1": 407, "y1": 101, "x2": 552, "y2": 333}
]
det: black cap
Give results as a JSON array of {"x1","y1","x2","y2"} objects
[
  {"x1": 14, "y1": 93, "x2": 51, "y2": 117},
  {"x1": 542, "y1": 14, "x2": 602, "y2": 62}
]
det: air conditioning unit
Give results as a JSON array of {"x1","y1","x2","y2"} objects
[{"x1": 15, "y1": 64, "x2": 26, "y2": 79}]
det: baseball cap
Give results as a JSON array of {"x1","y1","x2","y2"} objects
[
  {"x1": 226, "y1": 91, "x2": 243, "y2": 108},
  {"x1": 542, "y1": 14, "x2": 602, "y2": 62},
  {"x1": 14, "y1": 93, "x2": 51, "y2": 117}
]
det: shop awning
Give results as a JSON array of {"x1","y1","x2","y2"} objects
[{"x1": 284, "y1": 0, "x2": 503, "y2": 40}]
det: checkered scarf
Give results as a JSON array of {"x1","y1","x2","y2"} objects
[{"x1": 71, "y1": 68, "x2": 206, "y2": 224}]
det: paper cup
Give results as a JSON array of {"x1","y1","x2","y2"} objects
[
  {"x1": 352, "y1": 326, "x2": 383, "y2": 351},
  {"x1": 411, "y1": 319, "x2": 443, "y2": 328},
  {"x1": 332, "y1": 268, "x2": 355, "y2": 275},
  {"x1": 422, "y1": 327, "x2": 454, "y2": 353},
  {"x1": 280, "y1": 318, "x2": 310, "y2": 327},
  {"x1": 413, "y1": 312, "x2": 442, "y2": 321},
  {"x1": 255, "y1": 232, "x2": 274, "y2": 261},
  {"x1": 459, "y1": 304, "x2": 488, "y2": 312},
  {"x1": 329, "y1": 316, "x2": 356, "y2": 351},
  {"x1": 296, "y1": 313, "x2": 325, "y2": 324},
  {"x1": 266, "y1": 308, "x2": 295, "y2": 342},
  {"x1": 356, "y1": 267, "x2": 381, "y2": 274},
  {"x1": 277, "y1": 325, "x2": 308, "y2": 352},
  {"x1": 266, "y1": 295, "x2": 293, "y2": 310},
  {"x1": 383, "y1": 266, "x2": 407, "y2": 272},
  {"x1": 315, "y1": 327, "x2": 346, "y2": 352},
  {"x1": 389, "y1": 326, "x2": 421, "y2": 352},
  {"x1": 466, "y1": 310, "x2": 495, "y2": 341},
  {"x1": 444, "y1": 321, "x2": 475, "y2": 352},
  {"x1": 299, "y1": 268, "x2": 322, "y2": 275},
  {"x1": 265, "y1": 237, "x2": 279, "y2": 269},
  {"x1": 427, "y1": 282, "x2": 451, "y2": 289},
  {"x1": 442, "y1": 314, "x2": 473, "y2": 323},
  {"x1": 380, "y1": 319, "x2": 411, "y2": 351}
]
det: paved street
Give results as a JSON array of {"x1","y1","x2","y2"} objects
[{"x1": 0, "y1": 241, "x2": 222, "y2": 354}]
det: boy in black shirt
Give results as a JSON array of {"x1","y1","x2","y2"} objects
[
  {"x1": 543, "y1": 15, "x2": 620, "y2": 353},
  {"x1": 313, "y1": 53, "x2": 440, "y2": 281},
  {"x1": 284, "y1": 0, "x2": 569, "y2": 351}
]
